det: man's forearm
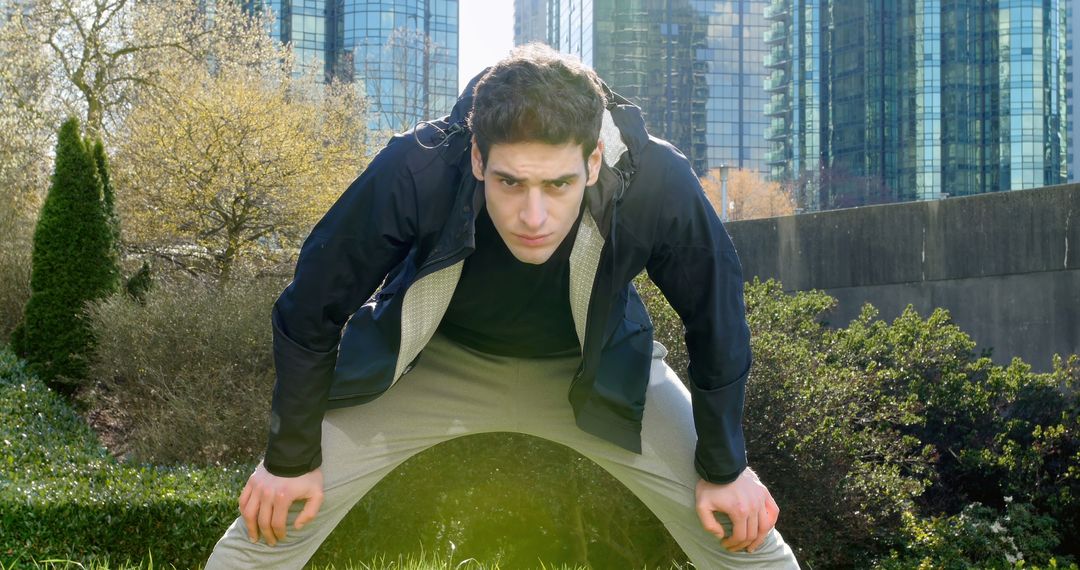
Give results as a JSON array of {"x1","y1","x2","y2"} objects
[
  {"x1": 263, "y1": 305, "x2": 339, "y2": 476},
  {"x1": 688, "y1": 360, "x2": 749, "y2": 484}
]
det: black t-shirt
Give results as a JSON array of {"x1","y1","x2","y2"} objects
[{"x1": 437, "y1": 202, "x2": 583, "y2": 357}]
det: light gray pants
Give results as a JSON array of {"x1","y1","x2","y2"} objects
[{"x1": 206, "y1": 332, "x2": 799, "y2": 569}]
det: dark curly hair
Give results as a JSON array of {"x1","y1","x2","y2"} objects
[{"x1": 468, "y1": 43, "x2": 607, "y2": 165}]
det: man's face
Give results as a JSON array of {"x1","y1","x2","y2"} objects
[{"x1": 472, "y1": 138, "x2": 603, "y2": 264}]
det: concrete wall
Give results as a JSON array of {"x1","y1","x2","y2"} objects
[{"x1": 726, "y1": 183, "x2": 1080, "y2": 372}]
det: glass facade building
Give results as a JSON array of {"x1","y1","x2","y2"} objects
[
  {"x1": 520, "y1": 0, "x2": 772, "y2": 176},
  {"x1": 259, "y1": 0, "x2": 459, "y2": 134},
  {"x1": 997, "y1": 0, "x2": 1069, "y2": 192},
  {"x1": 764, "y1": 0, "x2": 821, "y2": 208},
  {"x1": 268, "y1": 0, "x2": 335, "y2": 78},
  {"x1": 768, "y1": 0, "x2": 1069, "y2": 211},
  {"x1": 514, "y1": 0, "x2": 549, "y2": 45},
  {"x1": 1068, "y1": 0, "x2": 1077, "y2": 180}
]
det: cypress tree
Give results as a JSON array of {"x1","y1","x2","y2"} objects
[
  {"x1": 92, "y1": 138, "x2": 123, "y2": 290},
  {"x1": 11, "y1": 117, "x2": 120, "y2": 395}
]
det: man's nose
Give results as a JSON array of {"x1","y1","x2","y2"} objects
[{"x1": 519, "y1": 189, "x2": 548, "y2": 230}]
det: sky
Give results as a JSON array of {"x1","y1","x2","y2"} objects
[{"x1": 457, "y1": 0, "x2": 516, "y2": 90}]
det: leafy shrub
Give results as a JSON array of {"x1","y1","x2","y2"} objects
[
  {"x1": 880, "y1": 500, "x2": 1073, "y2": 570},
  {"x1": 11, "y1": 118, "x2": 119, "y2": 394},
  {"x1": 637, "y1": 275, "x2": 1078, "y2": 568},
  {"x1": 641, "y1": 276, "x2": 933, "y2": 565},
  {"x1": 0, "y1": 345, "x2": 249, "y2": 567},
  {"x1": 741, "y1": 282, "x2": 936, "y2": 566},
  {"x1": 82, "y1": 273, "x2": 283, "y2": 465},
  {"x1": 833, "y1": 305, "x2": 1080, "y2": 561}
]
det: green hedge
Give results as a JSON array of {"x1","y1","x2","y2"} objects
[{"x1": 0, "y1": 346, "x2": 250, "y2": 568}]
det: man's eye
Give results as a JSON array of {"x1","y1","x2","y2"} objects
[
  {"x1": 500, "y1": 178, "x2": 519, "y2": 188},
  {"x1": 549, "y1": 181, "x2": 570, "y2": 190}
]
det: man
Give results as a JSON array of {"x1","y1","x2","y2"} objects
[{"x1": 206, "y1": 45, "x2": 800, "y2": 568}]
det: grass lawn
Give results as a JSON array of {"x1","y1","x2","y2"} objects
[{"x1": 0, "y1": 552, "x2": 602, "y2": 569}]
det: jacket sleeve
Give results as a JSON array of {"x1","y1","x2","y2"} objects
[
  {"x1": 644, "y1": 151, "x2": 752, "y2": 485},
  {"x1": 263, "y1": 137, "x2": 417, "y2": 477}
]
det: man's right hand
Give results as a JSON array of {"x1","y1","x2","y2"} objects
[{"x1": 238, "y1": 461, "x2": 324, "y2": 546}]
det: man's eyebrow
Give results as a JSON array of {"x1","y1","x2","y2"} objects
[{"x1": 490, "y1": 169, "x2": 580, "y2": 184}]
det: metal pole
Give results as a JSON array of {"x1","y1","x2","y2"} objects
[{"x1": 719, "y1": 164, "x2": 729, "y2": 222}]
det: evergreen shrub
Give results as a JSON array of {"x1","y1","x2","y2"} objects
[
  {"x1": 90, "y1": 139, "x2": 122, "y2": 286},
  {"x1": 11, "y1": 118, "x2": 119, "y2": 394}
]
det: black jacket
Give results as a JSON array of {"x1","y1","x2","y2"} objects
[{"x1": 263, "y1": 74, "x2": 753, "y2": 485}]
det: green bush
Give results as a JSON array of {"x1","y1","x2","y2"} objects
[
  {"x1": 90, "y1": 139, "x2": 123, "y2": 289},
  {"x1": 833, "y1": 305, "x2": 1080, "y2": 562},
  {"x1": 82, "y1": 274, "x2": 283, "y2": 465},
  {"x1": 641, "y1": 276, "x2": 932, "y2": 565},
  {"x1": 740, "y1": 282, "x2": 934, "y2": 566},
  {"x1": 12, "y1": 117, "x2": 120, "y2": 394},
  {"x1": 0, "y1": 345, "x2": 249, "y2": 567},
  {"x1": 880, "y1": 501, "x2": 1071, "y2": 570},
  {"x1": 637, "y1": 276, "x2": 1079, "y2": 568}
]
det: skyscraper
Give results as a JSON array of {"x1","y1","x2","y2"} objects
[
  {"x1": 516, "y1": 0, "x2": 772, "y2": 177},
  {"x1": 997, "y1": 1, "x2": 1067, "y2": 191},
  {"x1": 260, "y1": 1, "x2": 459, "y2": 134},
  {"x1": 514, "y1": 0, "x2": 549, "y2": 45},
  {"x1": 767, "y1": 0, "x2": 1069, "y2": 211},
  {"x1": 1067, "y1": 0, "x2": 1078, "y2": 180},
  {"x1": 764, "y1": 0, "x2": 821, "y2": 207}
]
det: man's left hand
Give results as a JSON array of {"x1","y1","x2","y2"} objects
[{"x1": 695, "y1": 467, "x2": 779, "y2": 553}]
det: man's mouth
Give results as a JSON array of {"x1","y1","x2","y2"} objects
[{"x1": 515, "y1": 233, "x2": 550, "y2": 246}]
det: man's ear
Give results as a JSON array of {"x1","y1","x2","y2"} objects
[
  {"x1": 471, "y1": 137, "x2": 485, "y2": 180},
  {"x1": 586, "y1": 138, "x2": 604, "y2": 185}
]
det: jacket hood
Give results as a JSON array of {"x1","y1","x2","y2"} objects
[{"x1": 449, "y1": 67, "x2": 488, "y2": 127}]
